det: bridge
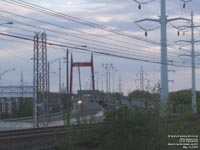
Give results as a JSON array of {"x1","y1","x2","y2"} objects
[{"x1": 0, "y1": 85, "x2": 33, "y2": 98}]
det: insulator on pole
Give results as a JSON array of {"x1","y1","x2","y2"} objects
[
  {"x1": 138, "y1": 4, "x2": 141, "y2": 10},
  {"x1": 183, "y1": 2, "x2": 186, "y2": 8},
  {"x1": 177, "y1": 30, "x2": 180, "y2": 36},
  {"x1": 183, "y1": 32, "x2": 185, "y2": 35},
  {"x1": 145, "y1": 31, "x2": 147, "y2": 37}
]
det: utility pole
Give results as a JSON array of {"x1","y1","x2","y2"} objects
[
  {"x1": 101, "y1": 74, "x2": 104, "y2": 92},
  {"x1": 134, "y1": 0, "x2": 190, "y2": 107},
  {"x1": 102, "y1": 64, "x2": 109, "y2": 93},
  {"x1": 65, "y1": 49, "x2": 70, "y2": 126},
  {"x1": 95, "y1": 72, "x2": 99, "y2": 91},
  {"x1": 118, "y1": 76, "x2": 122, "y2": 94},
  {"x1": 108, "y1": 65, "x2": 111, "y2": 93},
  {"x1": 47, "y1": 62, "x2": 50, "y2": 93},
  {"x1": 59, "y1": 59, "x2": 62, "y2": 111},
  {"x1": 111, "y1": 65, "x2": 117, "y2": 93},
  {"x1": 20, "y1": 70, "x2": 24, "y2": 102},
  {"x1": 175, "y1": 11, "x2": 200, "y2": 113},
  {"x1": 59, "y1": 60, "x2": 61, "y2": 93},
  {"x1": 78, "y1": 66, "x2": 82, "y2": 91},
  {"x1": 102, "y1": 63, "x2": 112, "y2": 93},
  {"x1": 66, "y1": 49, "x2": 69, "y2": 99},
  {"x1": 47, "y1": 62, "x2": 50, "y2": 122}
]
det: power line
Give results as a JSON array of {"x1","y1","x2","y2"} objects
[
  {"x1": 0, "y1": 9, "x2": 158, "y2": 50},
  {"x1": 0, "y1": 32, "x2": 195, "y2": 69},
  {"x1": 0, "y1": 11, "x2": 187, "y2": 60},
  {"x1": 3, "y1": 0, "x2": 163, "y2": 46},
  {"x1": 0, "y1": 0, "x2": 196, "y2": 67},
  {"x1": 0, "y1": 28, "x2": 185, "y2": 65},
  {"x1": 0, "y1": 30, "x2": 186, "y2": 66}
]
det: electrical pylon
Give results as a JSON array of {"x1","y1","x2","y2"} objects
[
  {"x1": 33, "y1": 32, "x2": 49, "y2": 128},
  {"x1": 135, "y1": 66, "x2": 149, "y2": 91},
  {"x1": 134, "y1": 0, "x2": 190, "y2": 107},
  {"x1": 175, "y1": 11, "x2": 200, "y2": 113}
]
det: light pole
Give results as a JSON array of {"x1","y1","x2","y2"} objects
[
  {"x1": 0, "y1": 68, "x2": 15, "y2": 118},
  {"x1": 101, "y1": 74, "x2": 105, "y2": 92},
  {"x1": 49, "y1": 58, "x2": 64, "y2": 112},
  {"x1": 102, "y1": 63, "x2": 112, "y2": 93},
  {"x1": 111, "y1": 65, "x2": 117, "y2": 93},
  {"x1": 95, "y1": 71, "x2": 99, "y2": 91},
  {"x1": 0, "y1": 21, "x2": 13, "y2": 118},
  {"x1": 0, "y1": 68, "x2": 16, "y2": 82},
  {"x1": 48, "y1": 45, "x2": 86, "y2": 125},
  {"x1": 77, "y1": 100, "x2": 83, "y2": 122},
  {"x1": 49, "y1": 57, "x2": 65, "y2": 92}
]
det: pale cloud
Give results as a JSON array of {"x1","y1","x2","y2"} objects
[
  {"x1": 1, "y1": 1, "x2": 33, "y2": 15},
  {"x1": 96, "y1": 16, "x2": 112, "y2": 23},
  {"x1": 0, "y1": 0, "x2": 200, "y2": 93}
]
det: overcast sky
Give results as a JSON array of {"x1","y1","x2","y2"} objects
[{"x1": 0, "y1": 0, "x2": 200, "y2": 95}]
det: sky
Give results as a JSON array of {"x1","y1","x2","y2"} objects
[{"x1": 0, "y1": 0, "x2": 200, "y2": 95}]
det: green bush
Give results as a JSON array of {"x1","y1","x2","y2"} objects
[
  {"x1": 100, "y1": 106, "x2": 167, "y2": 150},
  {"x1": 98, "y1": 106, "x2": 199, "y2": 150}
]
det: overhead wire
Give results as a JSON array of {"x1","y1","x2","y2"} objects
[
  {"x1": 0, "y1": 30, "x2": 160, "y2": 62},
  {"x1": 1, "y1": 22, "x2": 185, "y2": 63},
  {"x1": 0, "y1": 20, "x2": 186, "y2": 64},
  {"x1": 1, "y1": 30, "x2": 165, "y2": 62},
  {"x1": 3, "y1": 0, "x2": 195, "y2": 56},
  {"x1": 0, "y1": 0, "x2": 195, "y2": 66},
  {"x1": 0, "y1": 10, "x2": 187, "y2": 59},
  {"x1": 3, "y1": 0, "x2": 163, "y2": 45},
  {"x1": 2, "y1": 0, "x2": 190, "y2": 58},
  {"x1": 0, "y1": 45, "x2": 31, "y2": 62},
  {"x1": 0, "y1": 32, "x2": 194, "y2": 68},
  {"x1": 0, "y1": 10, "x2": 160, "y2": 51}
]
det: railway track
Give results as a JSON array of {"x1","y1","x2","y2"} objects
[
  {"x1": 0, "y1": 123, "x2": 103, "y2": 150},
  {"x1": 0, "y1": 115, "x2": 198, "y2": 150},
  {"x1": 0, "y1": 125, "x2": 65, "y2": 140}
]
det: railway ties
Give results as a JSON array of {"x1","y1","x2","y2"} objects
[{"x1": 0, "y1": 123, "x2": 103, "y2": 150}]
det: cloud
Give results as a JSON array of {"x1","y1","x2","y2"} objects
[{"x1": 0, "y1": 0, "x2": 200, "y2": 94}]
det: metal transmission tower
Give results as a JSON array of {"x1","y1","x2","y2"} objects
[
  {"x1": 102, "y1": 63, "x2": 113, "y2": 93},
  {"x1": 135, "y1": 66, "x2": 149, "y2": 91},
  {"x1": 175, "y1": 11, "x2": 200, "y2": 113},
  {"x1": 134, "y1": 0, "x2": 190, "y2": 106},
  {"x1": 33, "y1": 32, "x2": 49, "y2": 128}
]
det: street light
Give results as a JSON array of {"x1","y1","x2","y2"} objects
[
  {"x1": 0, "y1": 67, "x2": 15, "y2": 118},
  {"x1": 77, "y1": 100, "x2": 83, "y2": 122},
  {"x1": 48, "y1": 44, "x2": 87, "y2": 93},
  {"x1": 49, "y1": 58, "x2": 65, "y2": 93},
  {"x1": 48, "y1": 44, "x2": 87, "y2": 125},
  {"x1": 77, "y1": 100, "x2": 82, "y2": 104},
  {"x1": 0, "y1": 68, "x2": 16, "y2": 82}
]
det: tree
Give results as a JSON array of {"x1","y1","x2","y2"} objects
[
  {"x1": 14, "y1": 100, "x2": 33, "y2": 118},
  {"x1": 168, "y1": 90, "x2": 192, "y2": 114}
]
